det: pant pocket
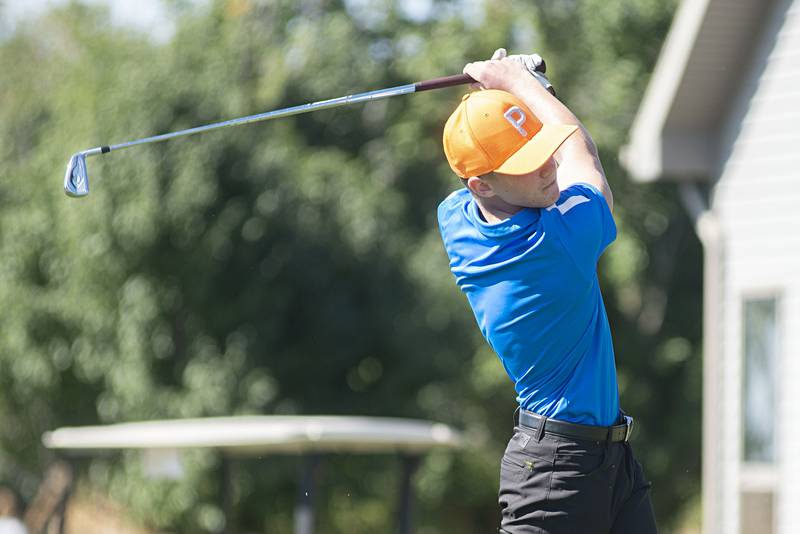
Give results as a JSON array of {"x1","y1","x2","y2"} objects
[
  {"x1": 499, "y1": 456, "x2": 554, "y2": 528},
  {"x1": 499, "y1": 433, "x2": 557, "y2": 529}
]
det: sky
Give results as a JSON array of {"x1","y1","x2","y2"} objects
[
  {"x1": 1, "y1": 0, "x2": 440, "y2": 41},
  {"x1": 1, "y1": 0, "x2": 206, "y2": 42}
]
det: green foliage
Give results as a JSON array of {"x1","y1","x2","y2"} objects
[{"x1": 0, "y1": 0, "x2": 699, "y2": 532}]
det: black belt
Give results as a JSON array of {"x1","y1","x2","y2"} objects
[{"x1": 518, "y1": 409, "x2": 634, "y2": 442}]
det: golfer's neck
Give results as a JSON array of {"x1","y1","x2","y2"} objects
[{"x1": 475, "y1": 196, "x2": 523, "y2": 224}]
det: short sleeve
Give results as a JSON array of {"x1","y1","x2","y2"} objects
[{"x1": 546, "y1": 183, "x2": 616, "y2": 273}]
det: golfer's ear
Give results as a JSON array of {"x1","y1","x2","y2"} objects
[{"x1": 466, "y1": 175, "x2": 495, "y2": 198}]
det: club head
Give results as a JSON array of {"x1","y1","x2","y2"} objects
[{"x1": 64, "y1": 153, "x2": 89, "y2": 197}]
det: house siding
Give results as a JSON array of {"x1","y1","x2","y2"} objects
[{"x1": 711, "y1": 1, "x2": 800, "y2": 533}]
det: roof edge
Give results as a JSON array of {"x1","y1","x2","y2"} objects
[{"x1": 622, "y1": 0, "x2": 712, "y2": 182}]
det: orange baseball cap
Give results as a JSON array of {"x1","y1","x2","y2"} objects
[{"x1": 443, "y1": 90, "x2": 578, "y2": 178}]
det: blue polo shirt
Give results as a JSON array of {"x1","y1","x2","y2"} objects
[{"x1": 437, "y1": 183, "x2": 619, "y2": 426}]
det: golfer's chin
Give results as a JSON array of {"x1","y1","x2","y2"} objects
[{"x1": 525, "y1": 190, "x2": 561, "y2": 209}]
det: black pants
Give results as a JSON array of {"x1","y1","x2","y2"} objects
[{"x1": 498, "y1": 423, "x2": 657, "y2": 533}]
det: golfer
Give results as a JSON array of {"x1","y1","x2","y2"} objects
[{"x1": 437, "y1": 49, "x2": 658, "y2": 533}]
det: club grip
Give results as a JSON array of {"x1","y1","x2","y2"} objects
[
  {"x1": 414, "y1": 71, "x2": 556, "y2": 96},
  {"x1": 414, "y1": 74, "x2": 475, "y2": 92}
]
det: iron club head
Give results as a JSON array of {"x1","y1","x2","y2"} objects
[{"x1": 64, "y1": 152, "x2": 89, "y2": 197}]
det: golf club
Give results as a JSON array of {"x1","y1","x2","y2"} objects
[{"x1": 64, "y1": 59, "x2": 553, "y2": 197}]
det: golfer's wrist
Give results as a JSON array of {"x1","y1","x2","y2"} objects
[{"x1": 509, "y1": 75, "x2": 547, "y2": 100}]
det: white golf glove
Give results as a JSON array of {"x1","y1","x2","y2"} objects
[{"x1": 490, "y1": 48, "x2": 555, "y2": 95}]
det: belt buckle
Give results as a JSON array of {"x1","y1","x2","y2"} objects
[{"x1": 624, "y1": 415, "x2": 634, "y2": 442}]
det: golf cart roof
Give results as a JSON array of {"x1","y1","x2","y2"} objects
[{"x1": 42, "y1": 415, "x2": 464, "y2": 456}]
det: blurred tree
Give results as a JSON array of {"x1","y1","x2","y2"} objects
[{"x1": 0, "y1": 0, "x2": 697, "y2": 532}]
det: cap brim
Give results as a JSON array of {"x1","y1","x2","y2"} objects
[{"x1": 494, "y1": 124, "x2": 579, "y2": 176}]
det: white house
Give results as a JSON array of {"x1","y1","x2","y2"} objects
[{"x1": 621, "y1": 0, "x2": 800, "y2": 533}]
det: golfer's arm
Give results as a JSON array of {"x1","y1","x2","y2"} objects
[{"x1": 512, "y1": 79, "x2": 613, "y2": 212}]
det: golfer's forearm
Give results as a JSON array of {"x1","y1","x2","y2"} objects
[
  {"x1": 512, "y1": 75, "x2": 613, "y2": 208},
  {"x1": 511, "y1": 78, "x2": 599, "y2": 160}
]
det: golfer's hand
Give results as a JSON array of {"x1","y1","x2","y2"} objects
[{"x1": 463, "y1": 56, "x2": 530, "y2": 93}]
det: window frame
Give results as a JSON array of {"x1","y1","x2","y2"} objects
[{"x1": 737, "y1": 289, "x2": 781, "y2": 534}]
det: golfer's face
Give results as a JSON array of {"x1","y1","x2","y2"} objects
[{"x1": 491, "y1": 158, "x2": 559, "y2": 208}]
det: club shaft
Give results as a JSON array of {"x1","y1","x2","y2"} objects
[
  {"x1": 65, "y1": 74, "x2": 474, "y2": 197},
  {"x1": 84, "y1": 82, "x2": 430, "y2": 157},
  {"x1": 80, "y1": 75, "x2": 476, "y2": 158}
]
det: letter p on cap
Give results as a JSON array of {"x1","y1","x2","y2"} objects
[{"x1": 504, "y1": 106, "x2": 527, "y2": 137}]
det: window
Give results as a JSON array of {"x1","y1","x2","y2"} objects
[{"x1": 742, "y1": 297, "x2": 778, "y2": 463}]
